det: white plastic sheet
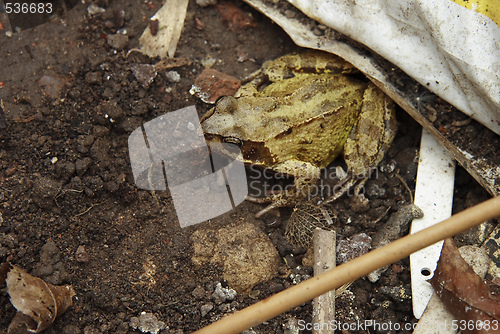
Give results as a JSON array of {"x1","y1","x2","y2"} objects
[{"x1": 289, "y1": 0, "x2": 500, "y2": 135}]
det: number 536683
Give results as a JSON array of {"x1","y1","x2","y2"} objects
[{"x1": 5, "y1": 2, "x2": 53, "y2": 14}]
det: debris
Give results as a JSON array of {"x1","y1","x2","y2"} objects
[
  {"x1": 32, "y1": 239, "x2": 68, "y2": 286},
  {"x1": 200, "y1": 54, "x2": 216, "y2": 68},
  {"x1": 211, "y1": 282, "x2": 237, "y2": 304},
  {"x1": 31, "y1": 175, "x2": 62, "y2": 210},
  {"x1": 131, "y1": 64, "x2": 157, "y2": 88},
  {"x1": 200, "y1": 303, "x2": 214, "y2": 317},
  {"x1": 214, "y1": 2, "x2": 257, "y2": 32},
  {"x1": 107, "y1": 33, "x2": 129, "y2": 51},
  {"x1": 196, "y1": 0, "x2": 217, "y2": 7},
  {"x1": 285, "y1": 202, "x2": 336, "y2": 248},
  {"x1": 190, "y1": 68, "x2": 241, "y2": 104},
  {"x1": 75, "y1": 245, "x2": 90, "y2": 263},
  {"x1": 154, "y1": 56, "x2": 192, "y2": 71},
  {"x1": 236, "y1": 46, "x2": 249, "y2": 62},
  {"x1": 368, "y1": 204, "x2": 423, "y2": 282},
  {"x1": 139, "y1": 0, "x2": 189, "y2": 58},
  {"x1": 0, "y1": 99, "x2": 6, "y2": 129},
  {"x1": 149, "y1": 19, "x2": 159, "y2": 36},
  {"x1": 336, "y1": 233, "x2": 372, "y2": 265},
  {"x1": 373, "y1": 204, "x2": 424, "y2": 249},
  {"x1": 39, "y1": 75, "x2": 70, "y2": 98},
  {"x1": 195, "y1": 17, "x2": 205, "y2": 30},
  {"x1": 312, "y1": 228, "x2": 336, "y2": 334},
  {"x1": 411, "y1": 129, "x2": 455, "y2": 318},
  {"x1": 0, "y1": 262, "x2": 75, "y2": 333},
  {"x1": 87, "y1": 3, "x2": 105, "y2": 16},
  {"x1": 429, "y1": 238, "x2": 500, "y2": 333},
  {"x1": 129, "y1": 312, "x2": 166, "y2": 334},
  {"x1": 165, "y1": 70, "x2": 181, "y2": 83}
]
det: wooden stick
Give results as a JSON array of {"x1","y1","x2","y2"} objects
[
  {"x1": 312, "y1": 228, "x2": 336, "y2": 334},
  {"x1": 192, "y1": 195, "x2": 500, "y2": 334}
]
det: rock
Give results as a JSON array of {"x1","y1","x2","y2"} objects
[
  {"x1": 75, "y1": 245, "x2": 90, "y2": 263},
  {"x1": 191, "y1": 222, "x2": 280, "y2": 293},
  {"x1": 459, "y1": 245, "x2": 490, "y2": 278},
  {"x1": 131, "y1": 64, "x2": 157, "y2": 88},
  {"x1": 200, "y1": 303, "x2": 213, "y2": 317},
  {"x1": 211, "y1": 282, "x2": 236, "y2": 304},
  {"x1": 107, "y1": 33, "x2": 129, "y2": 51},
  {"x1": 191, "y1": 285, "x2": 207, "y2": 299},
  {"x1": 166, "y1": 71, "x2": 181, "y2": 83},
  {"x1": 337, "y1": 233, "x2": 372, "y2": 264},
  {"x1": 129, "y1": 312, "x2": 166, "y2": 334}
]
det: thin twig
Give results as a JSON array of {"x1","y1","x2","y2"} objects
[
  {"x1": 73, "y1": 202, "x2": 103, "y2": 218},
  {"x1": 395, "y1": 173, "x2": 413, "y2": 203}
]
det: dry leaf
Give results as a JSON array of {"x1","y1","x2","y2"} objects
[
  {"x1": 2, "y1": 262, "x2": 76, "y2": 333},
  {"x1": 139, "y1": 0, "x2": 189, "y2": 58},
  {"x1": 214, "y1": 2, "x2": 257, "y2": 32},
  {"x1": 429, "y1": 238, "x2": 500, "y2": 334},
  {"x1": 190, "y1": 68, "x2": 241, "y2": 104}
]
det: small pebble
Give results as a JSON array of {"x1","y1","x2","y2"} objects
[
  {"x1": 166, "y1": 71, "x2": 181, "y2": 83},
  {"x1": 200, "y1": 303, "x2": 213, "y2": 317},
  {"x1": 76, "y1": 245, "x2": 90, "y2": 263},
  {"x1": 107, "y1": 34, "x2": 129, "y2": 51},
  {"x1": 129, "y1": 312, "x2": 166, "y2": 334},
  {"x1": 211, "y1": 282, "x2": 237, "y2": 304}
]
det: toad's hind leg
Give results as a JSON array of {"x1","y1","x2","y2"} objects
[{"x1": 323, "y1": 84, "x2": 397, "y2": 204}]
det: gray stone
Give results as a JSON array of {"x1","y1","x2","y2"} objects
[{"x1": 200, "y1": 303, "x2": 213, "y2": 317}]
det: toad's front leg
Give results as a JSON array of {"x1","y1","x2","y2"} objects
[{"x1": 246, "y1": 161, "x2": 321, "y2": 217}]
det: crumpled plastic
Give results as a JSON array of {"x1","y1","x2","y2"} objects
[{"x1": 288, "y1": 0, "x2": 500, "y2": 135}]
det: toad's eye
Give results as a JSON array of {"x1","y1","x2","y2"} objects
[{"x1": 223, "y1": 137, "x2": 243, "y2": 148}]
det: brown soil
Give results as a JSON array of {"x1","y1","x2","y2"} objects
[{"x1": 0, "y1": 1, "x2": 492, "y2": 333}]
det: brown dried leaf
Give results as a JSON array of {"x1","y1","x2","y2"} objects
[
  {"x1": 214, "y1": 2, "x2": 257, "y2": 32},
  {"x1": 429, "y1": 238, "x2": 500, "y2": 334},
  {"x1": 4, "y1": 263, "x2": 76, "y2": 333},
  {"x1": 191, "y1": 68, "x2": 241, "y2": 104}
]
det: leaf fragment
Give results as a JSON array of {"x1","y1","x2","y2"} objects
[
  {"x1": 2, "y1": 262, "x2": 76, "y2": 333},
  {"x1": 429, "y1": 238, "x2": 500, "y2": 334}
]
